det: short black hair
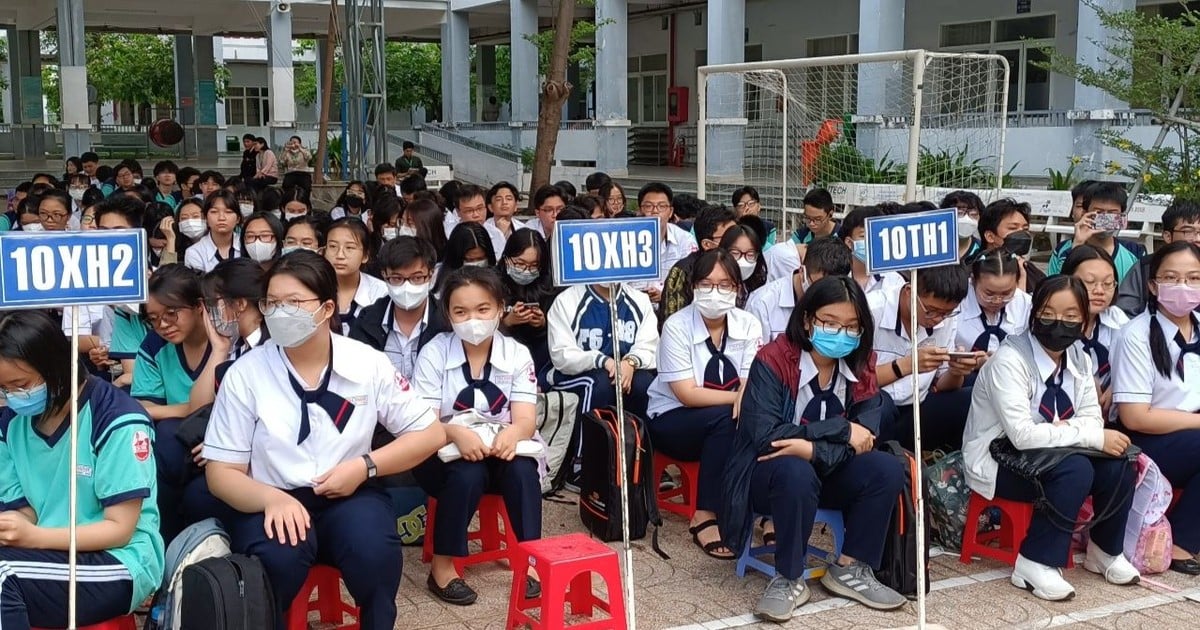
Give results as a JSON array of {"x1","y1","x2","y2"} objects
[
  {"x1": 1081, "y1": 181, "x2": 1128, "y2": 213},
  {"x1": 694, "y1": 204, "x2": 738, "y2": 241},
  {"x1": 149, "y1": 263, "x2": 204, "y2": 308},
  {"x1": 838, "y1": 206, "x2": 883, "y2": 241},
  {"x1": 671, "y1": 193, "x2": 706, "y2": 221},
  {"x1": 378, "y1": 235, "x2": 436, "y2": 273},
  {"x1": 803, "y1": 188, "x2": 835, "y2": 213},
  {"x1": 440, "y1": 266, "x2": 507, "y2": 317},
  {"x1": 153, "y1": 160, "x2": 179, "y2": 176},
  {"x1": 804, "y1": 237, "x2": 852, "y2": 278},
  {"x1": 402, "y1": 141, "x2": 415, "y2": 150},
  {"x1": 637, "y1": 181, "x2": 673, "y2": 206},
  {"x1": 1060, "y1": 243, "x2": 1118, "y2": 282},
  {"x1": 457, "y1": 183, "x2": 487, "y2": 205},
  {"x1": 202, "y1": 257, "x2": 266, "y2": 306},
  {"x1": 556, "y1": 206, "x2": 588, "y2": 222},
  {"x1": 93, "y1": 195, "x2": 145, "y2": 229},
  {"x1": 486, "y1": 181, "x2": 520, "y2": 206},
  {"x1": 732, "y1": 186, "x2": 759, "y2": 206},
  {"x1": 737, "y1": 214, "x2": 767, "y2": 247},
  {"x1": 375, "y1": 163, "x2": 397, "y2": 177},
  {"x1": 80, "y1": 151, "x2": 99, "y2": 164},
  {"x1": 399, "y1": 173, "x2": 427, "y2": 196},
  {"x1": 1162, "y1": 198, "x2": 1200, "y2": 232},
  {"x1": 940, "y1": 190, "x2": 984, "y2": 212},
  {"x1": 899, "y1": 201, "x2": 937, "y2": 214},
  {"x1": 914, "y1": 264, "x2": 970, "y2": 304},
  {"x1": 554, "y1": 180, "x2": 577, "y2": 201},
  {"x1": 242, "y1": 133, "x2": 256, "y2": 141},
  {"x1": 788, "y1": 275, "x2": 875, "y2": 375},
  {"x1": 532, "y1": 184, "x2": 567, "y2": 210},
  {"x1": 585, "y1": 171, "x2": 612, "y2": 191},
  {"x1": 1071, "y1": 179, "x2": 1098, "y2": 202},
  {"x1": 978, "y1": 198, "x2": 1032, "y2": 241}
]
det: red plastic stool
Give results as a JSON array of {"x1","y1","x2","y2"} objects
[
  {"x1": 285, "y1": 565, "x2": 360, "y2": 630},
  {"x1": 422, "y1": 494, "x2": 517, "y2": 573},
  {"x1": 506, "y1": 533, "x2": 627, "y2": 630},
  {"x1": 653, "y1": 453, "x2": 699, "y2": 520},
  {"x1": 33, "y1": 615, "x2": 137, "y2": 630},
  {"x1": 959, "y1": 492, "x2": 1072, "y2": 568}
]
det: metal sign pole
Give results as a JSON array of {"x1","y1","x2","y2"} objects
[
  {"x1": 909, "y1": 274, "x2": 928, "y2": 629},
  {"x1": 68, "y1": 308, "x2": 80, "y2": 630},
  {"x1": 607, "y1": 282, "x2": 637, "y2": 630}
]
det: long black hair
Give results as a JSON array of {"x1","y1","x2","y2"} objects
[
  {"x1": 1029, "y1": 275, "x2": 1089, "y2": 331},
  {"x1": 437, "y1": 222, "x2": 497, "y2": 292},
  {"x1": 240, "y1": 211, "x2": 287, "y2": 263},
  {"x1": 787, "y1": 275, "x2": 875, "y2": 375},
  {"x1": 1147, "y1": 241, "x2": 1200, "y2": 377},
  {"x1": 0, "y1": 310, "x2": 84, "y2": 420},
  {"x1": 497, "y1": 228, "x2": 556, "y2": 309},
  {"x1": 202, "y1": 257, "x2": 266, "y2": 313}
]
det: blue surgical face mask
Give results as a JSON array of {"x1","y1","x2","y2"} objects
[
  {"x1": 810, "y1": 327, "x2": 860, "y2": 359},
  {"x1": 852, "y1": 239, "x2": 868, "y2": 263},
  {"x1": 4, "y1": 383, "x2": 49, "y2": 416}
]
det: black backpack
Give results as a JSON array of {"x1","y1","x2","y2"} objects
[
  {"x1": 179, "y1": 554, "x2": 276, "y2": 630},
  {"x1": 874, "y1": 440, "x2": 930, "y2": 599},
  {"x1": 578, "y1": 407, "x2": 668, "y2": 558}
]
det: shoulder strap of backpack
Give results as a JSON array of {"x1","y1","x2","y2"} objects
[{"x1": 629, "y1": 411, "x2": 671, "y2": 560}]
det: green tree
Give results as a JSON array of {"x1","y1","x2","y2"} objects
[{"x1": 294, "y1": 40, "x2": 443, "y2": 115}]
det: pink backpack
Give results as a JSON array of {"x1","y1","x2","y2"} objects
[{"x1": 1124, "y1": 454, "x2": 1174, "y2": 574}]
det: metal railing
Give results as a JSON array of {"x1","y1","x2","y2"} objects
[
  {"x1": 418, "y1": 124, "x2": 522, "y2": 161},
  {"x1": 385, "y1": 131, "x2": 453, "y2": 165}
]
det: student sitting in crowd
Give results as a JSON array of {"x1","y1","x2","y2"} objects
[
  {"x1": 184, "y1": 191, "x2": 242, "y2": 273},
  {"x1": 1113, "y1": 241, "x2": 1200, "y2": 575},
  {"x1": 1061, "y1": 246, "x2": 1129, "y2": 418},
  {"x1": 1048, "y1": 182, "x2": 1144, "y2": 280},
  {"x1": 942, "y1": 190, "x2": 985, "y2": 261},
  {"x1": 284, "y1": 213, "x2": 330, "y2": 255},
  {"x1": 485, "y1": 181, "x2": 524, "y2": 240},
  {"x1": 730, "y1": 186, "x2": 777, "y2": 250},
  {"x1": 836, "y1": 207, "x2": 906, "y2": 295},
  {"x1": 528, "y1": 185, "x2": 568, "y2": 241},
  {"x1": 955, "y1": 250, "x2": 1031, "y2": 355},
  {"x1": 661, "y1": 205, "x2": 738, "y2": 321},
  {"x1": 637, "y1": 182, "x2": 698, "y2": 304},
  {"x1": 722, "y1": 276, "x2": 907, "y2": 622},
  {"x1": 204, "y1": 251, "x2": 444, "y2": 628},
  {"x1": 721, "y1": 224, "x2": 768, "y2": 304},
  {"x1": 647, "y1": 249, "x2": 762, "y2": 559},
  {"x1": 965, "y1": 275, "x2": 1140, "y2": 601},
  {"x1": 1116, "y1": 199, "x2": 1200, "y2": 317},
  {"x1": 0, "y1": 310, "x2": 164, "y2": 629},
  {"x1": 412, "y1": 267, "x2": 544, "y2": 605},
  {"x1": 765, "y1": 188, "x2": 838, "y2": 280},
  {"x1": 497, "y1": 229, "x2": 559, "y2": 379},
  {"x1": 747, "y1": 236, "x2": 853, "y2": 345},
  {"x1": 977, "y1": 199, "x2": 1046, "y2": 295},
  {"x1": 435, "y1": 222, "x2": 498, "y2": 296},
  {"x1": 241, "y1": 211, "x2": 286, "y2": 269},
  {"x1": 326, "y1": 218, "x2": 388, "y2": 335}
]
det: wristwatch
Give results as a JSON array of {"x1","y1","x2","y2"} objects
[{"x1": 362, "y1": 454, "x2": 378, "y2": 479}]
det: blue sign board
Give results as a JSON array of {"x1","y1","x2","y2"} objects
[
  {"x1": 0, "y1": 230, "x2": 147, "y2": 308},
  {"x1": 864, "y1": 209, "x2": 959, "y2": 274},
  {"x1": 553, "y1": 218, "x2": 661, "y2": 286}
]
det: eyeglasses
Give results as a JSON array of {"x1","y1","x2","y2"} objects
[
  {"x1": 639, "y1": 202, "x2": 672, "y2": 215},
  {"x1": 81, "y1": 215, "x2": 95, "y2": 225},
  {"x1": 244, "y1": 233, "x2": 276, "y2": 244},
  {"x1": 146, "y1": 307, "x2": 183, "y2": 329},
  {"x1": 258, "y1": 297, "x2": 322, "y2": 315},
  {"x1": 727, "y1": 249, "x2": 758, "y2": 263},
  {"x1": 506, "y1": 259, "x2": 539, "y2": 273},
  {"x1": 38, "y1": 212, "x2": 69, "y2": 222},
  {"x1": 383, "y1": 273, "x2": 432, "y2": 286},
  {"x1": 1079, "y1": 278, "x2": 1116, "y2": 292},
  {"x1": 1035, "y1": 315, "x2": 1085, "y2": 327},
  {"x1": 538, "y1": 205, "x2": 565, "y2": 215},
  {"x1": 813, "y1": 317, "x2": 863, "y2": 339},
  {"x1": 736, "y1": 200, "x2": 760, "y2": 211},
  {"x1": 977, "y1": 289, "x2": 1015, "y2": 305},
  {"x1": 696, "y1": 280, "x2": 737, "y2": 293},
  {"x1": 955, "y1": 206, "x2": 980, "y2": 219},
  {"x1": 1155, "y1": 275, "x2": 1200, "y2": 289},
  {"x1": 0, "y1": 384, "x2": 41, "y2": 397},
  {"x1": 1170, "y1": 226, "x2": 1199, "y2": 239},
  {"x1": 802, "y1": 215, "x2": 828, "y2": 226},
  {"x1": 917, "y1": 294, "x2": 960, "y2": 320}
]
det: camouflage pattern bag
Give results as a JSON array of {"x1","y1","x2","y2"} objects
[{"x1": 924, "y1": 450, "x2": 969, "y2": 551}]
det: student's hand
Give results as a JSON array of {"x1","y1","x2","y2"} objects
[
  {"x1": 604, "y1": 358, "x2": 618, "y2": 380},
  {"x1": 503, "y1": 306, "x2": 530, "y2": 328},
  {"x1": 913, "y1": 346, "x2": 951, "y2": 373},
  {"x1": 757, "y1": 439, "x2": 813, "y2": 462},
  {"x1": 263, "y1": 491, "x2": 310, "y2": 546},
  {"x1": 158, "y1": 216, "x2": 177, "y2": 249},
  {"x1": 201, "y1": 308, "x2": 233, "y2": 359},
  {"x1": 645, "y1": 286, "x2": 662, "y2": 303},
  {"x1": 191, "y1": 444, "x2": 207, "y2": 468},
  {"x1": 1101, "y1": 429, "x2": 1132, "y2": 457},
  {"x1": 848, "y1": 422, "x2": 875, "y2": 454},
  {"x1": 88, "y1": 346, "x2": 113, "y2": 369},
  {"x1": 525, "y1": 306, "x2": 546, "y2": 328},
  {"x1": 947, "y1": 350, "x2": 987, "y2": 377},
  {"x1": 1072, "y1": 212, "x2": 1100, "y2": 247},
  {"x1": 0, "y1": 511, "x2": 40, "y2": 548},
  {"x1": 491, "y1": 426, "x2": 521, "y2": 461},
  {"x1": 616, "y1": 358, "x2": 638, "y2": 393},
  {"x1": 313, "y1": 458, "x2": 369, "y2": 498},
  {"x1": 453, "y1": 428, "x2": 489, "y2": 462}
]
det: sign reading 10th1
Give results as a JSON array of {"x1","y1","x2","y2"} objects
[
  {"x1": 8, "y1": 242, "x2": 139, "y2": 291},
  {"x1": 874, "y1": 221, "x2": 952, "y2": 262},
  {"x1": 565, "y1": 230, "x2": 656, "y2": 272}
]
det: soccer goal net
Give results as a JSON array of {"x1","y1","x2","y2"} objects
[{"x1": 696, "y1": 50, "x2": 1010, "y2": 233}]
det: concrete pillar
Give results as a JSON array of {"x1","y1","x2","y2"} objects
[
  {"x1": 267, "y1": 2, "x2": 296, "y2": 148},
  {"x1": 476, "y1": 44, "x2": 496, "y2": 122},
  {"x1": 704, "y1": 0, "x2": 745, "y2": 179},
  {"x1": 509, "y1": 0, "x2": 538, "y2": 125},
  {"x1": 173, "y1": 35, "x2": 196, "y2": 157},
  {"x1": 595, "y1": 0, "x2": 630, "y2": 175},
  {"x1": 7, "y1": 29, "x2": 45, "y2": 160},
  {"x1": 1073, "y1": 0, "x2": 1136, "y2": 177},
  {"x1": 440, "y1": 10, "x2": 471, "y2": 124},
  {"x1": 856, "y1": 0, "x2": 905, "y2": 162},
  {"x1": 193, "y1": 36, "x2": 220, "y2": 160},
  {"x1": 57, "y1": 0, "x2": 91, "y2": 156}
]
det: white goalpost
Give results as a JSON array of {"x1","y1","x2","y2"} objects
[{"x1": 697, "y1": 50, "x2": 1010, "y2": 233}]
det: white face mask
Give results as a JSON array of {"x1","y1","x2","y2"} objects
[
  {"x1": 957, "y1": 215, "x2": 978, "y2": 241},
  {"x1": 693, "y1": 287, "x2": 737, "y2": 319},
  {"x1": 245, "y1": 241, "x2": 276, "y2": 262},
  {"x1": 462, "y1": 260, "x2": 489, "y2": 268},
  {"x1": 239, "y1": 202, "x2": 255, "y2": 217},
  {"x1": 453, "y1": 317, "x2": 499, "y2": 345},
  {"x1": 22, "y1": 223, "x2": 45, "y2": 232},
  {"x1": 284, "y1": 212, "x2": 307, "y2": 223},
  {"x1": 395, "y1": 184, "x2": 404, "y2": 197},
  {"x1": 388, "y1": 281, "x2": 431, "y2": 311},
  {"x1": 398, "y1": 226, "x2": 417, "y2": 238},
  {"x1": 133, "y1": 177, "x2": 143, "y2": 186},
  {"x1": 382, "y1": 227, "x2": 399, "y2": 241},
  {"x1": 737, "y1": 258, "x2": 757, "y2": 281},
  {"x1": 265, "y1": 305, "x2": 327, "y2": 348},
  {"x1": 69, "y1": 188, "x2": 86, "y2": 201},
  {"x1": 178, "y1": 219, "x2": 207, "y2": 239}
]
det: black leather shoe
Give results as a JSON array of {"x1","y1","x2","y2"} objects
[
  {"x1": 525, "y1": 576, "x2": 542, "y2": 599},
  {"x1": 1170, "y1": 558, "x2": 1200, "y2": 575},
  {"x1": 427, "y1": 573, "x2": 478, "y2": 605}
]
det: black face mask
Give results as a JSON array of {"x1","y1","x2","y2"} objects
[
  {"x1": 1003, "y1": 230, "x2": 1033, "y2": 258},
  {"x1": 1031, "y1": 318, "x2": 1082, "y2": 353}
]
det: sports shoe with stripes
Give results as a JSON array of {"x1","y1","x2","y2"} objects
[
  {"x1": 754, "y1": 575, "x2": 810, "y2": 622},
  {"x1": 819, "y1": 561, "x2": 907, "y2": 610}
]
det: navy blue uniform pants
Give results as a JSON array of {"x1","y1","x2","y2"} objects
[
  {"x1": 994, "y1": 454, "x2": 1135, "y2": 567},
  {"x1": 647, "y1": 405, "x2": 735, "y2": 514},
  {"x1": 153, "y1": 417, "x2": 190, "y2": 544},
  {"x1": 1128, "y1": 428, "x2": 1200, "y2": 553},
  {"x1": 552, "y1": 368, "x2": 653, "y2": 418},
  {"x1": 225, "y1": 486, "x2": 401, "y2": 630},
  {"x1": 881, "y1": 387, "x2": 974, "y2": 452},
  {"x1": 0, "y1": 549, "x2": 133, "y2": 630},
  {"x1": 748, "y1": 450, "x2": 904, "y2": 580},
  {"x1": 412, "y1": 455, "x2": 542, "y2": 558}
]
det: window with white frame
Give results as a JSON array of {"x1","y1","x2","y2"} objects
[
  {"x1": 939, "y1": 14, "x2": 1056, "y2": 113},
  {"x1": 225, "y1": 87, "x2": 271, "y2": 126},
  {"x1": 628, "y1": 54, "x2": 669, "y2": 125}
]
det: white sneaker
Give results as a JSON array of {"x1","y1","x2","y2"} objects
[
  {"x1": 1083, "y1": 540, "x2": 1141, "y2": 585},
  {"x1": 1011, "y1": 554, "x2": 1075, "y2": 601}
]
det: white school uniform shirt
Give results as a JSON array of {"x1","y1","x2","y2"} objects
[
  {"x1": 868, "y1": 288, "x2": 959, "y2": 407},
  {"x1": 61, "y1": 305, "x2": 109, "y2": 336},
  {"x1": 1112, "y1": 311, "x2": 1200, "y2": 413},
  {"x1": 657, "y1": 223, "x2": 699, "y2": 284},
  {"x1": 744, "y1": 273, "x2": 799, "y2": 345},
  {"x1": 765, "y1": 243, "x2": 802, "y2": 283},
  {"x1": 963, "y1": 336, "x2": 1104, "y2": 499},
  {"x1": 444, "y1": 213, "x2": 507, "y2": 256},
  {"x1": 1075, "y1": 306, "x2": 1128, "y2": 382},
  {"x1": 862, "y1": 271, "x2": 905, "y2": 297},
  {"x1": 646, "y1": 304, "x2": 763, "y2": 418},
  {"x1": 183, "y1": 234, "x2": 241, "y2": 273},
  {"x1": 382, "y1": 301, "x2": 429, "y2": 380},
  {"x1": 413, "y1": 331, "x2": 540, "y2": 421},
  {"x1": 954, "y1": 287, "x2": 1032, "y2": 353},
  {"x1": 484, "y1": 217, "x2": 526, "y2": 239},
  {"x1": 792, "y1": 351, "x2": 859, "y2": 425},
  {"x1": 203, "y1": 334, "x2": 436, "y2": 489},
  {"x1": 339, "y1": 273, "x2": 389, "y2": 335}
]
